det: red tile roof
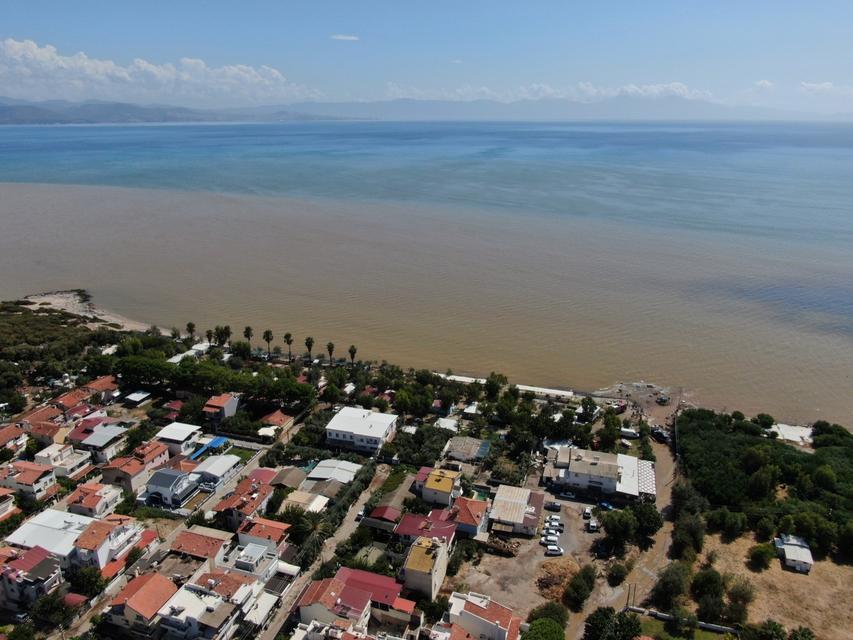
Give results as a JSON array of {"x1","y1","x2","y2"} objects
[
  {"x1": 111, "y1": 573, "x2": 177, "y2": 621},
  {"x1": 0, "y1": 461, "x2": 53, "y2": 486},
  {"x1": 195, "y1": 571, "x2": 254, "y2": 598},
  {"x1": 298, "y1": 577, "x2": 371, "y2": 620},
  {"x1": 260, "y1": 409, "x2": 294, "y2": 428},
  {"x1": 213, "y1": 477, "x2": 272, "y2": 517},
  {"x1": 75, "y1": 520, "x2": 117, "y2": 551},
  {"x1": 463, "y1": 596, "x2": 515, "y2": 632},
  {"x1": 415, "y1": 466, "x2": 433, "y2": 483},
  {"x1": 171, "y1": 530, "x2": 228, "y2": 559},
  {"x1": 204, "y1": 393, "x2": 235, "y2": 409},
  {"x1": 103, "y1": 456, "x2": 146, "y2": 477},
  {"x1": 133, "y1": 441, "x2": 168, "y2": 464},
  {"x1": 17, "y1": 405, "x2": 62, "y2": 425},
  {"x1": 335, "y1": 567, "x2": 401, "y2": 607},
  {"x1": 450, "y1": 497, "x2": 488, "y2": 528},
  {"x1": 247, "y1": 467, "x2": 278, "y2": 485},
  {"x1": 394, "y1": 512, "x2": 456, "y2": 544},
  {"x1": 85, "y1": 376, "x2": 118, "y2": 393},
  {"x1": 237, "y1": 516, "x2": 291, "y2": 543},
  {"x1": 64, "y1": 592, "x2": 89, "y2": 609},
  {"x1": 0, "y1": 425, "x2": 25, "y2": 448},
  {"x1": 6, "y1": 546, "x2": 52, "y2": 574},
  {"x1": 369, "y1": 506, "x2": 402, "y2": 523},
  {"x1": 54, "y1": 388, "x2": 94, "y2": 410}
]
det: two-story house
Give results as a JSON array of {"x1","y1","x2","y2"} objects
[
  {"x1": 66, "y1": 482, "x2": 123, "y2": 518},
  {"x1": 202, "y1": 393, "x2": 239, "y2": 425},
  {"x1": 325, "y1": 407, "x2": 397, "y2": 455},
  {"x1": 0, "y1": 546, "x2": 63, "y2": 611},
  {"x1": 402, "y1": 536, "x2": 449, "y2": 600},
  {"x1": 34, "y1": 443, "x2": 93, "y2": 480},
  {"x1": 73, "y1": 514, "x2": 143, "y2": 571},
  {"x1": 421, "y1": 469, "x2": 463, "y2": 507},
  {"x1": 0, "y1": 461, "x2": 58, "y2": 502},
  {"x1": 105, "y1": 572, "x2": 178, "y2": 636}
]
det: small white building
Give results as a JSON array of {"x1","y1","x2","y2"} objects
[
  {"x1": 193, "y1": 454, "x2": 242, "y2": 490},
  {"x1": 80, "y1": 425, "x2": 128, "y2": 463},
  {"x1": 775, "y1": 535, "x2": 814, "y2": 573},
  {"x1": 155, "y1": 421, "x2": 203, "y2": 456},
  {"x1": 325, "y1": 407, "x2": 397, "y2": 455},
  {"x1": 306, "y1": 459, "x2": 363, "y2": 484},
  {"x1": 34, "y1": 443, "x2": 92, "y2": 479},
  {"x1": 4, "y1": 509, "x2": 92, "y2": 568}
]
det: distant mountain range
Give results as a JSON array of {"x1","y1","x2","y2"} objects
[{"x1": 0, "y1": 95, "x2": 847, "y2": 124}]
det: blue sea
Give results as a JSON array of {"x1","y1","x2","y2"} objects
[{"x1": 1, "y1": 121, "x2": 852, "y2": 422}]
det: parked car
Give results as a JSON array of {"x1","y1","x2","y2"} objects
[
  {"x1": 546, "y1": 515, "x2": 562, "y2": 524},
  {"x1": 582, "y1": 507, "x2": 593, "y2": 519},
  {"x1": 544, "y1": 545, "x2": 565, "y2": 556},
  {"x1": 545, "y1": 501, "x2": 562, "y2": 512},
  {"x1": 540, "y1": 535, "x2": 559, "y2": 545},
  {"x1": 558, "y1": 491, "x2": 576, "y2": 499},
  {"x1": 598, "y1": 500, "x2": 615, "y2": 511},
  {"x1": 543, "y1": 528, "x2": 560, "y2": 536},
  {"x1": 587, "y1": 518, "x2": 600, "y2": 532}
]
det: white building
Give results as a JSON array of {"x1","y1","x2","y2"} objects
[
  {"x1": 156, "y1": 422, "x2": 203, "y2": 456},
  {"x1": 306, "y1": 459, "x2": 363, "y2": 484},
  {"x1": 34, "y1": 443, "x2": 92, "y2": 479},
  {"x1": 79, "y1": 425, "x2": 128, "y2": 463},
  {"x1": 545, "y1": 447, "x2": 656, "y2": 500},
  {"x1": 438, "y1": 591, "x2": 522, "y2": 640},
  {"x1": 489, "y1": 486, "x2": 544, "y2": 537},
  {"x1": 775, "y1": 535, "x2": 814, "y2": 573},
  {"x1": 325, "y1": 407, "x2": 397, "y2": 455},
  {"x1": 193, "y1": 454, "x2": 242, "y2": 490},
  {"x1": 5, "y1": 509, "x2": 92, "y2": 568},
  {"x1": 402, "y1": 536, "x2": 449, "y2": 600}
]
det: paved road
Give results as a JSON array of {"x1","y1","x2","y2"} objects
[{"x1": 258, "y1": 464, "x2": 391, "y2": 640}]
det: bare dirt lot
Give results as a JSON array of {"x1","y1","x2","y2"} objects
[{"x1": 703, "y1": 533, "x2": 853, "y2": 640}]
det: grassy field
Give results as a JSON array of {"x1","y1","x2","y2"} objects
[
  {"x1": 229, "y1": 446, "x2": 258, "y2": 464},
  {"x1": 640, "y1": 617, "x2": 723, "y2": 640}
]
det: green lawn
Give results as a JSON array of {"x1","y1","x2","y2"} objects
[
  {"x1": 640, "y1": 618, "x2": 724, "y2": 640},
  {"x1": 230, "y1": 446, "x2": 258, "y2": 464}
]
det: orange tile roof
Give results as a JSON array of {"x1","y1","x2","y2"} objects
[
  {"x1": 237, "y1": 516, "x2": 291, "y2": 543},
  {"x1": 85, "y1": 376, "x2": 118, "y2": 393},
  {"x1": 213, "y1": 478, "x2": 273, "y2": 517},
  {"x1": 170, "y1": 530, "x2": 228, "y2": 559},
  {"x1": 75, "y1": 520, "x2": 117, "y2": 551},
  {"x1": 0, "y1": 461, "x2": 52, "y2": 486},
  {"x1": 133, "y1": 441, "x2": 168, "y2": 464},
  {"x1": 205, "y1": 393, "x2": 235, "y2": 409},
  {"x1": 463, "y1": 596, "x2": 515, "y2": 632},
  {"x1": 67, "y1": 482, "x2": 112, "y2": 510},
  {"x1": 54, "y1": 388, "x2": 94, "y2": 410},
  {"x1": 451, "y1": 497, "x2": 488, "y2": 527},
  {"x1": 0, "y1": 425, "x2": 25, "y2": 447},
  {"x1": 260, "y1": 409, "x2": 294, "y2": 428},
  {"x1": 111, "y1": 573, "x2": 177, "y2": 621},
  {"x1": 18, "y1": 405, "x2": 62, "y2": 425},
  {"x1": 103, "y1": 456, "x2": 147, "y2": 477},
  {"x1": 447, "y1": 624, "x2": 476, "y2": 640},
  {"x1": 195, "y1": 571, "x2": 254, "y2": 598}
]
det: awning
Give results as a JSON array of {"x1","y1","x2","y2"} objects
[
  {"x1": 244, "y1": 592, "x2": 279, "y2": 626},
  {"x1": 277, "y1": 561, "x2": 300, "y2": 576}
]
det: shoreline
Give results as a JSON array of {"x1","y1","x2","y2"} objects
[{"x1": 25, "y1": 289, "x2": 696, "y2": 427}]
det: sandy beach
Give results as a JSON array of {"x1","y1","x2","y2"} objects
[{"x1": 24, "y1": 290, "x2": 153, "y2": 333}]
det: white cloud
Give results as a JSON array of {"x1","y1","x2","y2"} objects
[
  {"x1": 450, "y1": 59, "x2": 463, "y2": 65},
  {"x1": 753, "y1": 79, "x2": 774, "y2": 90},
  {"x1": 0, "y1": 38, "x2": 319, "y2": 106},
  {"x1": 385, "y1": 80, "x2": 712, "y2": 103},
  {"x1": 799, "y1": 81, "x2": 853, "y2": 96},
  {"x1": 330, "y1": 34, "x2": 359, "y2": 41}
]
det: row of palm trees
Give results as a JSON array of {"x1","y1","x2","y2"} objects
[{"x1": 183, "y1": 321, "x2": 358, "y2": 364}]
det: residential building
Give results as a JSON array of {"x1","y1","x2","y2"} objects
[
  {"x1": 402, "y1": 536, "x2": 449, "y2": 600},
  {"x1": 4, "y1": 509, "x2": 93, "y2": 568},
  {"x1": 170, "y1": 528, "x2": 231, "y2": 566},
  {"x1": 0, "y1": 424, "x2": 28, "y2": 456},
  {"x1": 102, "y1": 457, "x2": 150, "y2": 495},
  {"x1": 157, "y1": 583, "x2": 241, "y2": 640},
  {"x1": 335, "y1": 567, "x2": 418, "y2": 632},
  {"x1": 0, "y1": 546, "x2": 63, "y2": 610},
  {"x1": 140, "y1": 469, "x2": 199, "y2": 509},
  {"x1": 305, "y1": 459, "x2": 363, "y2": 484},
  {"x1": 73, "y1": 514, "x2": 144, "y2": 571},
  {"x1": 442, "y1": 437, "x2": 490, "y2": 463},
  {"x1": 0, "y1": 461, "x2": 58, "y2": 501},
  {"x1": 325, "y1": 407, "x2": 397, "y2": 455},
  {"x1": 775, "y1": 535, "x2": 814, "y2": 573},
  {"x1": 84, "y1": 375, "x2": 121, "y2": 404},
  {"x1": 297, "y1": 577, "x2": 371, "y2": 628},
  {"x1": 155, "y1": 422, "x2": 202, "y2": 456},
  {"x1": 488, "y1": 486, "x2": 544, "y2": 537},
  {"x1": 192, "y1": 454, "x2": 242, "y2": 490},
  {"x1": 79, "y1": 424, "x2": 128, "y2": 463},
  {"x1": 105, "y1": 572, "x2": 178, "y2": 636},
  {"x1": 15, "y1": 405, "x2": 63, "y2": 436},
  {"x1": 414, "y1": 466, "x2": 433, "y2": 494},
  {"x1": 213, "y1": 477, "x2": 273, "y2": 530},
  {"x1": 421, "y1": 469, "x2": 463, "y2": 507},
  {"x1": 282, "y1": 490, "x2": 329, "y2": 513},
  {"x1": 394, "y1": 512, "x2": 456, "y2": 548},
  {"x1": 446, "y1": 497, "x2": 489, "y2": 539},
  {"x1": 0, "y1": 487, "x2": 21, "y2": 523},
  {"x1": 440, "y1": 592, "x2": 522, "y2": 640},
  {"x1": 543, "y1": 447, "x2": 656, "y2": 501},
  {"x1": 53, "y1": 388, "x2": 95, "y2": 412},
  {"x1": 34, "y1": 443, "x2": 93, "y2": 480},
  {"x1": 66, "y1": 482, "x2": 123, "y2": 518},
  {"x1": 260, "y1": 409, "x2": 296, "y2": 442},
  {"x1": 203, "y1": 393, "x2": 239, "y2": 424},
  {"x1": 217, "y1": 542, "x2": 280, "y2": 584},
  {"x1": 237, "y1": 517, "x2": 291, "y2": 557},
  {"x1": 132, "y1": 441, "x2": 170, "y2": 469}
]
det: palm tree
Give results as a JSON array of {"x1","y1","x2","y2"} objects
[
  {"x1": 186, "y1": 322, "x2": 196, "y2": 341},
  {"x1": 326, "y1": 341, "x2": 335, "y2": 365},
  {"x1": 293, "y1": 510, "x2": 333, "y2": 540},
  {"x1": 305, "y1": 336, "x2": 314, "y2": 361},
  {"x1": 243, "y1": 326, "x2": 253, "y2": 347},
  {"x1": 262, "y1": 330, "x2": 273, "y2": 357},
  {"x1": 348, "y1": 344, "x2": 358, "y2": 366},
  {"x1": 283, "y1": 332, "x2": 294, "y2": 362},
  {"x1": 205, "y1": 329, "x2": 214, "y2": 345},
  {"x1": 222, "y1": 325, "x2": 232, "y2": 346}
]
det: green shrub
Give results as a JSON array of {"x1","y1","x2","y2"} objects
[
  {"x1": 748, "y1": 543, "x2": 776, "y2": 571},
  {"x1": 606, "y1": 562, "x2": 628, "y2": 586}
]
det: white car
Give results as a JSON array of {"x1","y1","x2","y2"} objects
[
  {"x1": 542, "y1": 528, "x2": 560, "y2": 536},
  {"x1": 582, "y1": 507, "x2": 593, "y2": 519},
  {"x1": 546, "y1": 517, "x2": 563, "y2": 526},
  {"x1": 546, "y1": 514, "x2": 562, "y2": 522},
  {"x1": 587, "y1": 518, "x2": 600, "y2": 532},
  {"x1": 540, "y1": 535, "x2": 559, "y2": 545},
  {"x1": 544, "y1": 545, "x2": 565, "y2": 556}
]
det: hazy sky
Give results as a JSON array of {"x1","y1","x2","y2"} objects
[{"x1": 2, "y1": 1, "x2": 852, "y2": 112}]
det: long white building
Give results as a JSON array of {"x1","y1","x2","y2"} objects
[{"x1": 325, "y1": 407, "x2": 397, "y2": 454}]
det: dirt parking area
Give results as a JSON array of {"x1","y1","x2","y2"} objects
[
  {"x1": 446, "y1": 498, "x2": 601, "y2": 620},
  {"x1": 703, "y1": 534, "x2": 853, "y2": 640}
]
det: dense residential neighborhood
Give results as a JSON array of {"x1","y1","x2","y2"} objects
[{"x1": 0, "y1": 298, "x2": 848, "y2": 640}]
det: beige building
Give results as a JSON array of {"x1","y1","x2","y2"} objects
[{"x1": 402, "y1": 536, "x2": 449, "y2": 600}]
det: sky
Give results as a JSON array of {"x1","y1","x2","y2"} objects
[{"x1": 2, "y1": 1, "x2": 852, "y2": 113}]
